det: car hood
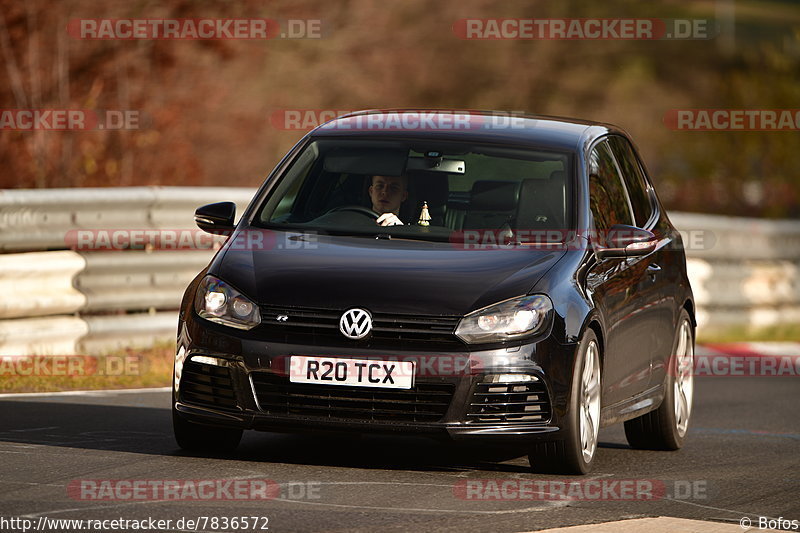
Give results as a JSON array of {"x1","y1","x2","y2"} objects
[{"x1": 214, "y1": 232, "x2": 566, "y2": 316}]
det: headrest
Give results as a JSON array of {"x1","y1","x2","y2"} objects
[
  {"x1": 520, "y1": 172, "x2": 565, "y2": 198},
  {"x1": 517, "y1": 174, "x2": 566, "y2": 230},
  {"x1": 407, "y1": 173, "x2": 449, "y2": 208},
  {"x1": 519, "y1": 170, "x2": 566, "y2": 203},
  {"x1": 470, "y1": 181, "x2": 518, "y2": 211}
]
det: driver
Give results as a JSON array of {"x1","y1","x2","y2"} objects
[{"x1": 369, "y1": 174, "x2": 408, "y2": 226}]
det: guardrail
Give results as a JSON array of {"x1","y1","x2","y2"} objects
[
  {"x1": 0, "y1": 187, "x2": 255, "y2": 355},
  {"x1": 1, "y1": 187, "x2": 798, "y2": 355},
  {"x1": 672, "y1": 212, "x2": 800, "y2": 330},
  {"x1": 0, "y1": 187, "x2": 255, "y2": 252}
]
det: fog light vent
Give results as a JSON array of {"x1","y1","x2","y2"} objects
[{"x1": 468, "y1": 374, "x2": 550, "y2": 424}]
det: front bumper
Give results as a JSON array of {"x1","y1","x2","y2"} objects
[
  {"x1": 173, "y1": 317, "x2": 579, "y2": 444},
  {"x1": 175, "y1": 401, "x2": 562, "y2": 442}
]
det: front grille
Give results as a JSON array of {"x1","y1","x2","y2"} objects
[
  {"x1": 467, "y1": 378, "x2": 551, "y2": 424},
  {"x1": 250, "y1": 371, "x2": 454, "y2": 423},
  {"x1": 258, "y1": 305, "x2": 463, "y2": 349},
  {"x1": 179, "y1": 361, "x2": 238, "y2": 410}
]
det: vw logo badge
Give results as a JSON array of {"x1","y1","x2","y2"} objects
[{"x1": 339, "y1": 308, "x2": 372, "y2": 340}]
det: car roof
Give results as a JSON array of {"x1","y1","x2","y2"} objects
[{"x1": 308, "y1": 109, "x2": 624, "y2": 152}]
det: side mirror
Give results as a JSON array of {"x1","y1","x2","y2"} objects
[
  {"x1": 195, "y1": 202, "x2": 236, "y2": 234},
  {"x1": 594, "y1": 224, "x2": 657, "y2": 259}
]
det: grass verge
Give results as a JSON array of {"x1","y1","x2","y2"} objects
[
  {"x1": 696, "y1": 324, "x2": 800, "y2": 344},
  {"x1": 0, "y1": 342, "x2": 174, "y2": 394}
]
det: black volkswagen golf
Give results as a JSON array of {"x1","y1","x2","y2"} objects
[{"x1": 173, "y1": 110, "x2": 695, "y2": 474}]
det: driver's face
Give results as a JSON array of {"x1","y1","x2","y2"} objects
[{"x1": 369, "y1": 175, "x2": 408, "y2": 215}]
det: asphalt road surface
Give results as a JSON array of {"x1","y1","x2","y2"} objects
[{"x1": 1, "y1": 347, "x2": 798, "y2": 533}]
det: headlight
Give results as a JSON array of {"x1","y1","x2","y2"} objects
[
  {"x1": 194, "y1": 275, "x2": 261, "y2": 330},
  {"x1": 455, "y1": 294, "x2": 552, "y2": 344}
]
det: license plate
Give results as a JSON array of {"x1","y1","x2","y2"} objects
[{"x1": 289, "y1": 356, "x2": 415, "y2": 389}]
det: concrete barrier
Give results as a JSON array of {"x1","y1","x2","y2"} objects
[
  {"x1": 80, "y1": 312, "x2": 178, "y2": 354},
  {"x1": 0, "y1": 251, "x2": 87, "y2": 319},
  {"x1": 0, "y1": 315, "x2": 89, "y2": 356},
  {"x1": 672, "y1": 212, "x2": 800, "y2": 332},
  {"x1": 77, "y1": 251, "x2": 209, "y2": 312}
]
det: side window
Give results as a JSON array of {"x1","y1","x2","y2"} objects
[
  {"x1": 609, "y1": 136, "x2": 653, "y2": 227},
  {"x1": 270, "y1": 171, "x2": 306, "y2": 220},
  {"x1": 588, "y1": 140, "x2": 634, "y2": 231},
  {"x1": 260, "y1": 141, "x2": 319, "y2": 223}
]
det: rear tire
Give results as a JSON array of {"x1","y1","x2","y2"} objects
[
  {"x1": 624, "y1": 309, "x2": 694, "y2": 450},
  {"x1": 529, "y1": 328, "x2": 601, "y2": 474},
  {"x1": 172, "y1": 408, "x2": 243, "y2": 453}
]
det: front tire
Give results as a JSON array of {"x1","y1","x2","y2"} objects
[
  {"x1": 172, "y1": 407, "x2": 243, "y2": 453},
  {"x1": 624, "y1": 309, "x2": 694, "y2": 450},
  {"x1": 529, "y1": 328, "x2": 601, "y2": 474}
]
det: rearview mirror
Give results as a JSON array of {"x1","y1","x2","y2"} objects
[
  {"x1": 195, "y1": 202, "x2": 236, "y2": 234},
  {"x1": 405, "y1": 156, "x2": 466, "y2": 174},
  {"x1": 593, "y1": 224, "x2": 657, "y2": 259}
]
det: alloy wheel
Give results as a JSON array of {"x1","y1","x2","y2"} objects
[
  {"x1": 580, "y1": 340, "x2": 601, "y2": 463},
  {"x1": 673, "y1": 320, "x2": 694, "y2": 437}
]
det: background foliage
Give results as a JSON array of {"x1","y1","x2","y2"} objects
[{"x1": 1, "y1": 0, "x2": 798, "y2": 217}]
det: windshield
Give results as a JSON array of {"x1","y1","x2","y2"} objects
[{"x1": 255, "y1": 138, "x2": 572, "y2": 244}]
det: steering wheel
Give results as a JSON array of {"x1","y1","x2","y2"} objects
[{"x1": 326, "y1": 205, "x2": 379, "y2": 220}]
